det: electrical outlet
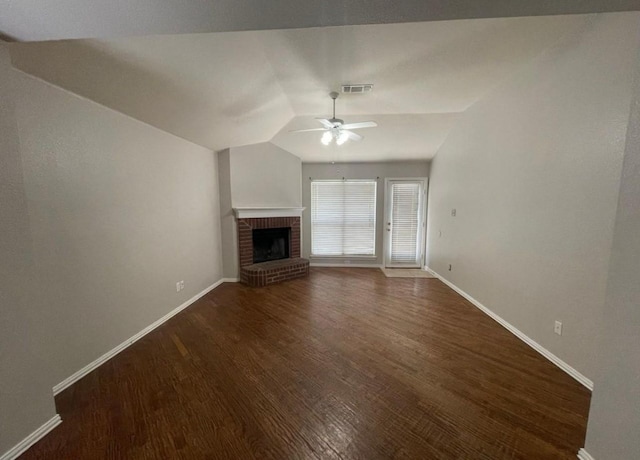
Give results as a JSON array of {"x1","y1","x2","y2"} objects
[
  {"x1": 448, "y1": 264, "x2": 452, "y2": 271},
  {"x1": 176, "y1": 282, "x2": 181, "y2": 292},
  {"x1": 554, "y1": 321, "x2": 563, "y2": 336},
  {"x1": 451, "y1": 209, "x2": 457, "y2": 217},
  {"x1": 180, "y1": 280, "x2": 185, "y2": 290}
]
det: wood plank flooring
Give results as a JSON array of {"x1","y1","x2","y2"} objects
[{"x1": 21, "y1": 268, "x2": 591, "y2": 459}]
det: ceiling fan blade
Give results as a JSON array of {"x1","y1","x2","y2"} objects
[
  {"x1": 289, "y1": 128, "x2": 327, "y2": 133},
  {"x1": 344, "y1": 130, "x2": 363, "y2": 141},
  {"x1": 339, "y1": 121, "x2": 378, "y2": 130},
  {"x1": 316, "y1": 118, "x2": 335, "y2": 129}
]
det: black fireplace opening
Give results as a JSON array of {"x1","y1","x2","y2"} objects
[{"x1": 252, "y1": 227, "x2": 290, "y2": 264}]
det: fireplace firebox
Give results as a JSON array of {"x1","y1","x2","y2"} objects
[
  {"x1": 236, "y1": 215, "x2": 308, "y2": 287},
  {"x1": 252, "y1": 227, "x2": 290, "y2": 264}
]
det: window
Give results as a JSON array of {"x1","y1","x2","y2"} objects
[
  {"x1": 389, "y1": 182, "x2": 422, "y2": 264},
  {"x1": 311, "y1": 180, "x2": 377, "y2": 256}
]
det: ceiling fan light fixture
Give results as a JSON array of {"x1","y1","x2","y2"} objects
[
  {"x1": 336, "y1": 131, "x2": 349, "y2": 145},
  {"x1": 321, "y1": 131, "x2": 332, "y2": 145},
  {"x1": 291, "y1": 91, "x2": 377, "y2": 147}
]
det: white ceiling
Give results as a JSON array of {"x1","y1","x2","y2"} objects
[
  {"x1": 1, "y1": 0, "x2": 638, "y2": 42},
  {"x1": 10, "y1": 15, "x2": 591, "y2": 161}
]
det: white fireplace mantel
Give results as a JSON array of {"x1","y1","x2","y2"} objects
[{"x1": 233, "y1": 207, "x2": 306, "y2": 219}]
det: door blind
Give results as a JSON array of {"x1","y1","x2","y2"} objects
[
  {"x1": 311, "y1": 180, "x2": 377, "y2": 256},
  {"x1": 390, "y1": 182, "x2": 421, "y2": 264}
]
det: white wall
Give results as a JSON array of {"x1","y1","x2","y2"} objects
[
  {"x1": 302, "y1": 161, "x2": 430, "y2": 266},
  {"x1": 0, "y1": 43, "x2": 58, "y2": 457},
  {"x1": 229, "y1": 142, "x2": 302, "y2": 208},
  {"x1": 584, "y1": 42, "x2": 640, "y2": 459},
  {"x1": 218, "y1": 142, "x2": 302, "y2": 277},
  {"x1": 217, "y1": 149, "x2": 237, "y2": 279},
  {"x1": 426, "y1": 13, "x2": 640, "y2": 379},
  {"x1": 1, "y1": 51, "x2": 224, "y2": 456}
]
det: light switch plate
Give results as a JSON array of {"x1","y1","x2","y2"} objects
[{"x1": 554, "y1": 321, "x2": 563, "y2": 335}]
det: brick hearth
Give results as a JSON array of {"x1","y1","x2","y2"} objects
[
  {"x1": 240, "y1": 258, "x2": 309, "y2": 287},
  {"x1": 237, "y1": 216, "x2": 309, "y2": 287}
]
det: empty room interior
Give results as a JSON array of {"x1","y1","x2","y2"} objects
[{"x1": 2, "y1": 2, "x2": 640, "y2": 459}]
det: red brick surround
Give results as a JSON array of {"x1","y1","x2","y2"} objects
[
  {"x1": 240, "y1": 258, "x2": 309, "y2": 287},
  {"x1": 237, "y1": 216, "x2": 308, "y2": 287}
]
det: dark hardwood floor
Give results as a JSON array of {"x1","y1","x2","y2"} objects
[{"x1": 22, "y1": 268, "x2": 591, "y2": 459}]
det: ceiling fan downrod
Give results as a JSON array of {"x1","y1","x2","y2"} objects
[{"x1": 330, "y1": 91, "x2": 339, "y2": 121}]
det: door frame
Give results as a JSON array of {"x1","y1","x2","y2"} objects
[{"x1": 383, "y1": 177, "x2": 429, "y2": 269}]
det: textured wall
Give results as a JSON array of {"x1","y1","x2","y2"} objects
[
  {"x1": 585, "y1": 39, "x2": 640, "y2": 460},
  {"x1": 13, "y1": 70, "x2": 224, "y2": 388},
  {"x1": 426, "y1": 13, "x2": 640, "y2": 379},
  {"x1": 229, "y1": 142, "x2": 302, "y2": 209},
  {"x1": 2, "y1": 55, "x2": 224, "y2": 455},
  {"x1": 0, "y1": 42, "x2": 58, "y2": 458}
]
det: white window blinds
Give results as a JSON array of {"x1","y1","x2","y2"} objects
[
  {"x1": 311, "y1": 180, "x2": 377, "y2": 256},
  {"x1": 390, "y1": 182, "x2": 421, "y2": 264}
]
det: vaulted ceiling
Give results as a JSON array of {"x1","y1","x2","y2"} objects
[
  {"x1": 9, "y1": 15, "x2": 594, "y2": 162},
  {"x1": 2, "y1": 0, "x2": 639, "y2": 42}
]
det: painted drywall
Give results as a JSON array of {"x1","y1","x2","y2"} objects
[
  {"x1": 0, "y1": 43, "x2": 57, "y2": 457},
  {"x1": 302, "y1": 161, "x2": 430, "y2": 266},
  {"x1": 1, "y1": 54, "x2": 224, "y2": 455},
  {"x1": 426, "y1": 13, "x2": 640, "y2": 379},
  {"x1": 229, "y1": 142, "x2": 302, "y2": 208},
  {"x1": 584, "y1": 43, "x2": 640, "y2": 460},
  {"x1": 217, "y1": 149, "x2": 239, "y2": 279},
  {"x1": 12, "y1": 70, "x2": 224, "y2": 389},
  {"x1": 218, "y1": 142, "x2": 302, "y2": 278}
]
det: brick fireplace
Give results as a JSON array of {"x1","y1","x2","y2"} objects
[{"x1": 234, "y1": 208, "x2": 309, "y2": 287}]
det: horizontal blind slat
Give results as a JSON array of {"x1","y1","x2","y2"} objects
[
  {"x1": 311, "y1": 180, "x2": 376, "y2": 256},
  {"x1": 391, "y1": 183, "x2": 420, "y2": 263}
]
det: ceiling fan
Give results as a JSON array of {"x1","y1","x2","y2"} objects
[{"x1": 289, "y1": 91, "x2": 377, "y2": 145}]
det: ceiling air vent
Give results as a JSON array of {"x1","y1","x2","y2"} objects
[{"x1": 341, "y1": 84, "x2": 373, "y2": 94}]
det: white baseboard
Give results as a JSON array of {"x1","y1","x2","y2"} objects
[
  {"x1": 310, "y1": 263, "x2": 383, "y2": 268},
  {"x1": 426, "y1": 268, "x2": 594, "y2": 391},
  {"x1": 577, "y1": 448, "x2": 595, "y2": 460},
  {"x1": 0, "y1": 415, "x2": 61, "y2": 460},
  {"x1": 53, "y1": 279, "x2": 225, "y2": 395}
]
